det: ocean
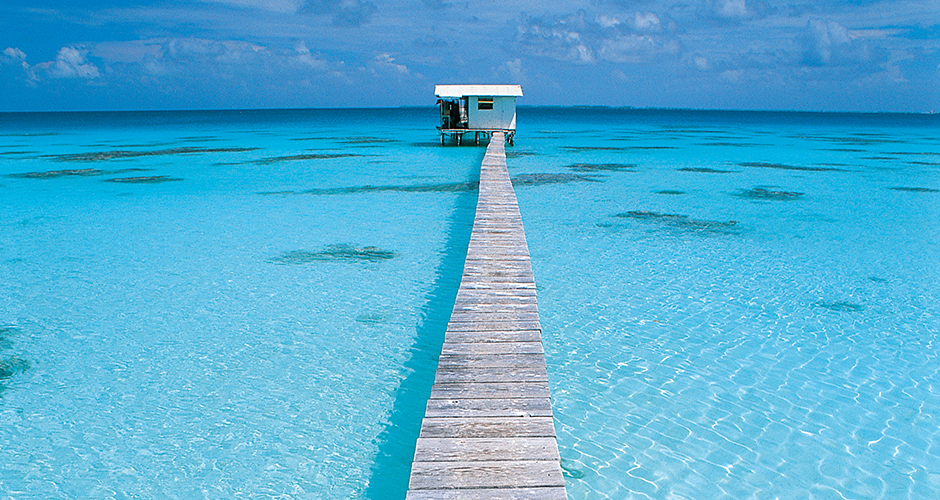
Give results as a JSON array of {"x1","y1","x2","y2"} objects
[{"x1": 1, "y1": 108, "x2": 938, "y2": 499}]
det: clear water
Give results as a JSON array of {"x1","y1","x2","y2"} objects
[{"x1": 1, "y1": 108, "x2": 939, "y2": 499}]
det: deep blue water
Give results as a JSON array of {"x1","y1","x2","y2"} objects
[{"x1": 1, "y1": 107, "x2": 939, "y2": 499}]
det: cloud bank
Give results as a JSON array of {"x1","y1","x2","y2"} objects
[{"x1": 0, "y1": 0, "x2": 937, "y2": 111}]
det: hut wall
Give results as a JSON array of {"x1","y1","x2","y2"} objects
[{"x1": 467, "y1": 96, "x2": 517, "y2": 130}]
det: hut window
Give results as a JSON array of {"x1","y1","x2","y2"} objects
[{"x1": 477, "y1": 98, "x2": 493, "y2": 110}]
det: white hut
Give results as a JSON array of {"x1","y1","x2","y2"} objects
[{"x1": 435, "y1": 84, "x2": 523, "y2": 145}]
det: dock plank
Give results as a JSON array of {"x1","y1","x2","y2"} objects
[
  {"x1": 408, "y1": 461, "x2": 565, "y2": 489},
  {"x1": 414, "y1": 437, "x2": 560, "y2": 461},
  {"x1": 406, "y1": 487, "x2": 567, "y2": 500},
  {"x1": 429, "y1": 381, "x2": 551, "y2": 399},
  {"x1": 424, "y1": 397, "x2": 553, "y2": 418}
]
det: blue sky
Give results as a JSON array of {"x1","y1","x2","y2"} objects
[{"x1": 1, "y1": 0, "x2": 938, "y2": 111}]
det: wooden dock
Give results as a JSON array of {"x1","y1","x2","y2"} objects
[{"x1": 406, "y1": 132, "x2": 566, "y2": 499}]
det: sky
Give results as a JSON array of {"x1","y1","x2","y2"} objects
[{"x1": 1, "y1": 0, "x2": 938, "y2": 112}]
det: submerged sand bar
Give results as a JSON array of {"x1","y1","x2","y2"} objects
[{"x1": 406, "y1": 132, "x2": 566, "y2": 499}]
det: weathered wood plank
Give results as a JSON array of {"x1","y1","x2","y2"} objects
[
  {"x1": 447, "y1": 320, "x2": 542, "y2": 332},
  {"x1": 408, "y1": 460, "x2": 565, "y2": 489},
  {"x1": 451, "y1": 304, "x2": 540, "y2": 314},
  {"x1": 414, "y1": 437, "x2": 560, "y2": 462},
  {"x1": 430, "y1": 381, "x2": 550, "y2": 399},
  {"x1": 436, "y1": 353, "x2": 547, "y2": 368},
  {"x1": 448, "y1": 312, "x2": 541, "y2": 322},
  {"x1": 424, "y1": 397, "x2": 553, "y2": 418},
  {"x1": 456, "y1": 282, "x2": 536, "y2": 290},
  {"x1": 433, "y1": 367, "x2": 548, "y2": 384},
  {"x1": 444, "y1": 330, "x2": 543, "y2": 343},
  {"x1": 454, "y1": 293, "x2": 538, "y2": 302},
  {"x1": 406, "y1": 487, "x2": 568, "y2": 500},
  {"x1": 418, "y1": 416, "x2": 557, "y2": 438},
  {"x1": 441, "y1": 342, "x2": 544, "y2": 355}
]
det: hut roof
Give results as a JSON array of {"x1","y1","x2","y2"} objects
[{"x1": 435, "y1": 85, "x2": 523, "y2": 98}]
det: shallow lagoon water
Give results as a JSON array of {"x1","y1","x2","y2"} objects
[{"x1": 2, "y1": 108, "x2": 940, "y2": 499}]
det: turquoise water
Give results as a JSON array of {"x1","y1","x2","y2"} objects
[{"x1": 2, "y1": 108, "x2": 939, "y2": 498}]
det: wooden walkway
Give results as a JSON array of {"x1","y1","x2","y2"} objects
[{"x1": 406, "y1": 132, "x2": 566, "y2": 499}]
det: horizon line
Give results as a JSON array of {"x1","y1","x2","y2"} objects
[{"x1": 1, "y1": 105, "x2": 937, "y2": 116}]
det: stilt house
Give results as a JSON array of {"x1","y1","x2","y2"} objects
[{"x1": 435, "y1": 84, "x2": 523, "y2": 145}]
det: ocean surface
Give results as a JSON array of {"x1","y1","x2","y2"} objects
[{"x1": 1, "y1": 107, "x2": 939, "y2": 499}]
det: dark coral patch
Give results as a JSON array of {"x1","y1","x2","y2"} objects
[
  {"x1": 252, "y1": 153, "x2": 366, "y2": 164},
  {"x1": 739, "y1": 162, "x2": 844, "y2": 172},
  {"x1": 259, "y1": 181, "x2": 479, "y2": 196},
  {"x1": 506, "y1": 150, "x2": 539, "y2": 159},
  {"x1": 678, "y1": 167, "x2": 737, "y2": 173},
  {"x1": 511, "y1": 173, "x2": 603, "y2": 186},
  {"x1": 889, "y1": 186, "x2": 939, "y2": 193},
  {"x1": 8, "y1": 167, "x2": 152, "y2": 179},
  {"x1": 560, "y1": 146, "x2": 627, "y2": 151},
  {"x1": 7, "y1": 168, "x2": 104, "y2": 178},
  {"x1": 0, "y1": 326, "x2": 15, "y2": 350},
  {"x1": 734, "y1": 187, "x2": 804, "y2": 200},
  {"x1": 0, "y1": 356, "x2": 30, "y2": 380},
  {"x1": 339, "y1": 137, "x2": 397, "y2": 144},
  {"x1": 615, "y1": 210, "x2": 739, "y2": 232},
  {"x1": 815, "y1": 301, "x2": 864, "y2": 312},
  {"x1": 104, "y1": 176, "x2": 183, "y2": 184},
  {"x1": 565, "y1": 163, "x2": 636, "y2": 172},
  {"x1": 0, "y1": 326, "x2": 30, "y2": 391},
  {"x1": 270, "y1": 244, "x2": 397, "y2": 264},
  {"x1": 48, "y1": 147, "x2": 259, "y2": 162}
]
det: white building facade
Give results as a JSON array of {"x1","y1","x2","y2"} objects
[{"x1": 435, "y1": 84, "x2": 523, "y2": 145}]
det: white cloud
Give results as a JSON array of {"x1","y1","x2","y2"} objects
[
  {"x1": 372, "y1": 53, "x2": 409, "y2": 75},
  {"x1": 803, "y1": 19, "x2": 866, "y2": 66},
  {"x1": 164, "y1": 38, "x2": 266, "y2": 63},
  {"x1": 302, "y1": 0, "x2": 378, "y2": 26},
  {"x1": 3, "y1": 47, "x2": 27, "y2": 60},
  {"x1": 597, "y1": 15, "x2": 620, "y2": 29},
  {"x1": 292, "y1": 41, "x2": 328, "y2": 69},
  {"x1": 94, "y1": 40, "x2": 164, "y2": 63},
  {"x1": 199, "y1": 0, "x2": 304, "y2": 14},
  {"x1": 714, "y1": 0, "x2": 748, "y2": 19},
  {"x1": 598, "y1": 35, "x2": 658, "y2": 63},
  {"x1": 502, "y1": 58, "x2": 525, "y2": 82},
  {"x1": 632, "y1": 12, "x2": 661, "y2": 32},
  {"x1": 35, "y1": 47, "x2": 100, "y2": 79},
  {"x1": 515, "y1": 11, "x2": 679, "y2": 65},
  {"x1": 694, "y1": 55, "x2": 709, "y2": 70}
]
